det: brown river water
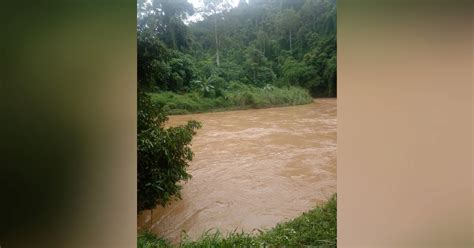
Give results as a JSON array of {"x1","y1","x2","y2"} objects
[{"x1": 138, "y1": 99, "x2": 337, "y2": 242}]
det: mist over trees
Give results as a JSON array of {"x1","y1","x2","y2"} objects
[{"x1": 138, "y1": 0, "x2": 336, "y2": 97}]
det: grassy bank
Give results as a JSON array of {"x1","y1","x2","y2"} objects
[
  {"x1": 138, "y1": 194, "x2": 336, "y2": 248},
  {"x1": 149, "y1": 85, "x2": 313, "y2": 115}
]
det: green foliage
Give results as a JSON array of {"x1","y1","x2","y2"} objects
[
  {"x1": 137, "y1": 34, "x2": 198, "y2": 91},
  {"x1": 138, "y1": 0, "x2": 337, "y2": 97},
  {"x1": 303, "y1": 35, "x2": 337, "y2": 97},
  {"x1": 187, "y1": 0, "x2": 336, "y2": 96},
  {"x1": 138, "y1": 231, "x2": 172, "y2": 248},
  {"x1": 218, "y1": 61, "x2": 245, "y2": 82},
  {"x1": 138, "y1": 194, "x2": 337, "y2": 248},
  {"x1": 137, "y1": 32, "x2": 171, "y2": 89},
  {"x1": 149, "y1": 84, "x2": 312, "y2": 115},
  {"x1": 243, "y1": 47, "x2": 276, "y2": 87},
  {"x1": 137, "y1": 91, "x2": 201, "y2": 211},
  {"x1": 168, "y1": 52, "x2": 197, "y2": 91},
  {"x1": 138, "y1": 0, "x2": 194, "y2": 50},
  {"x1": 258, "y1": 195, "x2": 337, "y2": 247},
  {"x1": 281, "y1": 57, "x2": 312, "y2": 88},
  {"x1": 190, "y1": 78, "x2": 215, "y2": 98},
  {"x1": 137, "y1": 1, "x2": 337, "y2": 243}
]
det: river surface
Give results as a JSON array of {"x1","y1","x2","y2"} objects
[{"x1": 138, "y1": 99, "x2": 337, "y2": 242}]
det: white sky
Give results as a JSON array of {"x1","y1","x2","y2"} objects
[
  {"x1": 188, "y1": 0, "x2": 240, "y2": 9},
  {"x1": 142, "y1": 0, "x2": 242, "y2": 24},
  {"x1": 186, "y1": 0, "x2": 241, "y2": 24}
]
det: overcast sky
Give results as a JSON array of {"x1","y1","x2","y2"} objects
[
  {"x1": 188, "y1": 0, "x2": 240, "y2": 9},
  {"x1": 186, "y1": 0, "x2": 241, "y2": 23}
]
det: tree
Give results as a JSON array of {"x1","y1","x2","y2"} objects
[
  {"x1": 167, "y1": 52, "x2": 197, "y2": 91},
  {"x1": 138, "y1": 0, "x2": 194, "y2": 50},
  {"x1": 137, "y1": 91, "x2": 201, "y2": 211},
  {"x1": 303, "y1": 35, "x2": 336, "y2": 96},
  {"x1": 137, "y1": 30, "x2": 171, "y2": 89},
  {"x1": 244, "y1": 47, "x2": 276, "y2": 86},
  {"x1": 276, "y1": 8, "x2": 299, "y2": 53},
  {"x1": 281, "y1": 57, "x2": 312, "y2": 88},
  {"x1": 191, "y1": 76, "x2": 217, "y2": 98},
  {"x1": 157, "y1": 0, "x2": 194, "y2": 49},
  {"x1": 139, "y1": 0, "x2": 337, "y2": 96},
  {"x1": 201, "y1": 0, "x2": 232, "y2": 66}
]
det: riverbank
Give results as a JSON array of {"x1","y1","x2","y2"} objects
[
  {"x1": 139, "y1": 98, "x2": 336, "y2": 242},
  {"x1": 138, "y1": 194, "x2": 336, "y2": 248},
  {"x1": 148, "y1": 86, "x2": 313, "y2": 115}
]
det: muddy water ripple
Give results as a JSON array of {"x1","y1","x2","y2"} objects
[{"x1": 138, "y1": 99, "x2": 337, "y2": 242}]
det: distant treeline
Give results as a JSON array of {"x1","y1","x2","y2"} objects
[{"x1": 138, "y1": 0, "x2": 336, "y2": 97}]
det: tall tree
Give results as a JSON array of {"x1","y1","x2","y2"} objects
[
  {"x1": 202, "y1": 0, "x2": 232, "y2": 66},
  {"x1": 276, "y1": 8, "x2": 299, "y2": 53},
  {"x1": 157, "y1": 0, "x2": 194, "y2": 49},
  {"x1": 138, "y1": 0, "x2": 194, "y2": 50},
  {"x1": 139, "y1": 0, "x2": 337, "y2": 97}
]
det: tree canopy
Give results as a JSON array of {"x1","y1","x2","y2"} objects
[{"x1": 137, "y1": 0, "x2": 336, "y2": 96}]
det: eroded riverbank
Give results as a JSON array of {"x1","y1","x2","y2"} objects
[{"x1": 138, "y1": 99, "x2": 337, "y2": 242}]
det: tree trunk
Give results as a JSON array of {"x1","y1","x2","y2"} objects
[
  {"x1": 214, "y1": 17, "x2": 220, "y2": 67},
  {"x1": 289, "y1": 30, "x2": 292, "y2": 52},
  {"x1": 263, "y1": 37, "x2": 266, "y2": 55},
  {"x1": 170, "y1": 19, "x2": 177, "y2": 49},
  {"x1": 171, "y1": 27, "x2": 177, "y2": 49}
]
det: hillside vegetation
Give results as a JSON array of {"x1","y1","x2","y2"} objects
[{"x1": 138, "y1": 0, "x2": 336, "y2": 113}]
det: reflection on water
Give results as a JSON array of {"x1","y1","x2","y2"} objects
[{"x1": 138, "y1": 99, "x2": 337, "y2": 242}]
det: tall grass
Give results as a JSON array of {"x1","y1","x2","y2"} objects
[
  {"x1": 148, "y1": 86, "x2": 313, "y2": 115},
  {"x1": 138, "y1": 194, "x2": 337, "y2": 248}
]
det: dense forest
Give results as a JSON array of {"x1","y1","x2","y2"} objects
[{"x1": 138, "y1": 0, "x2": 337, "y2": 105}]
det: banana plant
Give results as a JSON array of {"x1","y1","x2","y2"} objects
[
  {"x1": 191, "y1": 76, "x2": 216, "y2": 97},
  {"x1": 263, "y1": 84, "x2": 274, "y2": 91}
]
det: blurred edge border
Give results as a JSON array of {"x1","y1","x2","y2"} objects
[
  {"x1": 1, "y1": 0, "x2": 472, "y2": 247},
  {"x1": 2, "y1": 0, "x2": 137, "y2": 247}
]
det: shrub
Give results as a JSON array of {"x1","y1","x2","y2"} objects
[
  {"x1": 137, "y1": 91, "x2": 201, "y2": 212},
  {"x1": 148, "y1": 85, "x2": 312, "y2": 115}
]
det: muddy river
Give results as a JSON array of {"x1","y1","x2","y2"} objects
[{"x1": 138, "y1": 99, "x2": 337, "y2": 242}]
